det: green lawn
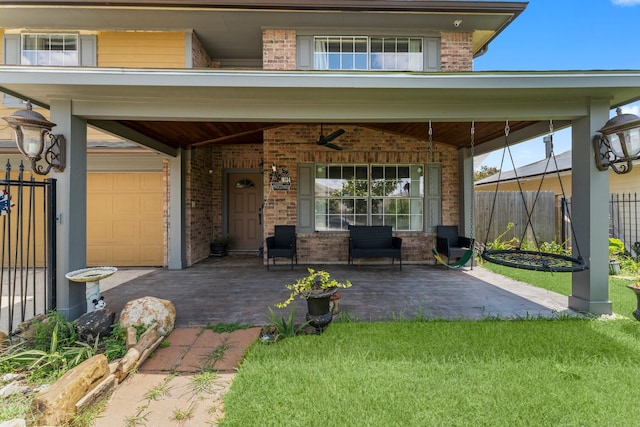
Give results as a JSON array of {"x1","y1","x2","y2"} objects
[
  {"x1": 223, "y1": 319, "x2": 640, "y2": 426},
  {"x1": 223, "y1": 265, "x2": 640, "y2": 426},
  {"x1": 481, "y1": 262, "x2": 637, "y2": 317}
]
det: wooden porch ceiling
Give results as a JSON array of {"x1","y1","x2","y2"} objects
[{"x1": 116, "y1": 120, "x2": 538, "y2": 150}]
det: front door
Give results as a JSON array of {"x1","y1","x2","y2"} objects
[{"x1": 228, "y1": 172, "x2": 263, "y2": 252}]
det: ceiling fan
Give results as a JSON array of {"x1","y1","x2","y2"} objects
[{"x1": 316, "y1": 124, "x2": 345, "y2": 150}]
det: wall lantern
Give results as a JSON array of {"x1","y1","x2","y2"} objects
[
  {"x1": 593, "y1": 107, "x2": 640, "y2": 174},
  {"x1": 2, "y1": 101, "x2": 66, "y2": 175}
]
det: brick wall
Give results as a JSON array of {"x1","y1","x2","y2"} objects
[
  {"x1": 185, "y1": 147, "x2": 215, "y2": 265},
  {"x1": 440, "y1": 32, "x2": 473, "y2": 71},
  {"x1": 262, "y1": 124, "x2": 459, "y2": 264},
  {"x1": 192, "y1": 32, "x2": 220, "y2": 68},
  {"x1": 262, "y1": 29, "x2": 296, "y2": 70}
]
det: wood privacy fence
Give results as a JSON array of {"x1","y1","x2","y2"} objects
[{"x1": 474, "y1": 191, "x2": 558, "y2": 247}]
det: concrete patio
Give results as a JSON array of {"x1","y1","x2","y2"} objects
[{"x1": 101, "y1": 254, "x2": 575, "y2": 327}]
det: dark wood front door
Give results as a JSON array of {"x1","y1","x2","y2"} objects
[{"x1": 228, "y1": 173, "x2": 263, "y2": 252}]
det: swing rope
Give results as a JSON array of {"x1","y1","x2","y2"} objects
[{"x1": 480, "y1": 120, "x2": 588, "y2": 272}]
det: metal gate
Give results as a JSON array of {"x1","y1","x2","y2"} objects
[
  {"x1": 0, "y1": 161, "x2": 56, "y2": 334},
  {"x1": 562, "y1": 194, "x2": 640, "y2": 259}
]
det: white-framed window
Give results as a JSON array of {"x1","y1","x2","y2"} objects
[
  {"x1": 313, "y1": 36, "x2": 423, "y2": 71},
  {"x1": 21, "y1": 33, "x2": 79, "y2": 66},
  {"x1": 314, "y1": 164, "x2": 424, "y2": 231}
]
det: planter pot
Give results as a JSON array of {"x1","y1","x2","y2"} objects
[
  {"x1": 210, "y1": 243, "x2": 228, "y2": 257},
  {"x1": 627, "y1": 285, "x2": 640, "y2": 321},
  {"x1": 305, "y1": 288, "x2": 337, "y2": 333},
  {"x1": 609, "y1": 260, "x2": 621, "y2": 275}
]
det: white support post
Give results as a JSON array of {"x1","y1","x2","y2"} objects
[
  {"x1": 168, "y1": 149, "x2": 187, "y2": 269},
  {"x1": 568, "y1": 98, "x2": 612, "y2": 315},
  {"x1": 458, "y1": 147, "x2": 474, "y2": 238},
  {"x1": 50, "y1": 99, "x2": 88, "y2": 320}
]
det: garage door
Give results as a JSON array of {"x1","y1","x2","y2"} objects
[{"x1": 87, "y1": 173, "x2": 164, "y2": 266}]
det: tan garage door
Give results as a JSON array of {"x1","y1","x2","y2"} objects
[{"x1": 87, "y1": 173, "x2": 164, "y2": 267}]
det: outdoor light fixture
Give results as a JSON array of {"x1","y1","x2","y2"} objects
[
  {"x1": 593, "y1": 107, "x2": 640, "y2": 174},
  {"x1": 2, "y1": 101, "x2": 66, "y2": 175}
]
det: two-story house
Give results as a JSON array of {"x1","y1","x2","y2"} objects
[{"x1": 2, "y1": 0, "x2": 640, "y2": 320}]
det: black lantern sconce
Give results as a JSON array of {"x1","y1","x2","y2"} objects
[
  {"x1": 593, "y1": 107, "x2": 640, "y2": 174},
  {"x1": 2, "y1": 101, "x2": 66, "y2": 175}
]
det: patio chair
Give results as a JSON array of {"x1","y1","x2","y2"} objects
[
  {"x1": 266, "y1": 225, "x2": 297, "y2": 270},
  {"x1": 435, "y1": 225, "x2": 474, "y2": 267}
]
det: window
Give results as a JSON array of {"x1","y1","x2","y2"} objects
[
  {"x1": 21, "y1": 34, "x2": 78, "y2": 66},
  {"x1": 313, "y1": 36, "x2": 423, "y2": 71},
  {"x1": 314, "y1": 164, "x2": 424, "y2": 231}
]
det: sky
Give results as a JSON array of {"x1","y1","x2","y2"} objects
[{"x1": 472, "y1": 0, "x2": 640, "y2": 171}]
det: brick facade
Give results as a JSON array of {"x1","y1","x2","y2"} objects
[
  {"x1": 261, "y1": 124, "x2": 459, "y2": 264},
  {"x1": 185, "y1": 147, "x2": 215, "y2": 265},
  {"x1": 262, "y1": 29, "x2": 297, "y2": 70},
  {"x1": 440, "y1": 32, "x2": 473, "y2": 71},
  {"x1": 183, "y1": 29, "x2": 469, "y2": 266}
]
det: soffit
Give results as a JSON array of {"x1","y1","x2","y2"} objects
[{"x1": 0, "y1": 1, "x2": 525, "y2": 63}]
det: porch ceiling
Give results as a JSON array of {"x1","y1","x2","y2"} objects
[{"x1": 114, "y1": 119, "x2": 538, "y2": 150}]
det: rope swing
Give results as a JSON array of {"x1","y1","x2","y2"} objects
[{"x1": 480, "y1": 120, "x2": 588, "y2": 272}]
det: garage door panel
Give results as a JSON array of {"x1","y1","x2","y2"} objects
[
  {"x1": 113, "y1": 174, "x2": 140, "y2": 192},
  {"x1": 111, "y1": 246, "x2": 137, "y2": 265},
  {"x1": 87, "y1": 172, "x2": 163, "y2": 267},
  {"x1": 140, "y1": 220, "x2": 163, "y2": 241},
  {"x1": 87, "y1": 246, "x2": 112, "y2": 266},
  {"x1": 140, "y1": 174, "x2": 164, "y2": 191},
  {"x1": 141, "y1": 195, "x2": 163, "y2": 211},
  {"x1": 87, "y1": 174, "x2": 113, "y2": 191},
  {"x1": 139, "y1": 245, "x2": 164, "y2": 265},
  {"x1": 87, "y1": 221, "x2": 113, "y2": 240}
]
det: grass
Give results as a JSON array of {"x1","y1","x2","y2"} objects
[
  {"x1": 222, "y1": 319, "x2": 640, "y2": 426},
  {"x1": 481, "y1": 262, "x2": 637, "y2": 317}
]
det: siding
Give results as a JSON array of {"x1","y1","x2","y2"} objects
[{"x1": 98, "y1": 31, "x2": 185, "y2": 68}]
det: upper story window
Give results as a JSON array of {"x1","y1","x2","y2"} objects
[
  {"x1": 313, "y1": 36, "x2": 424, "y2": 71},
  {"x1": 21, "y1": 34, "x2": 79, "y2": 66}
]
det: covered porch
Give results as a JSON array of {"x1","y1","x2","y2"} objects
[
  {"x1": 101, "y1": 256, "x2": 573, "y2": 327},
  {"x1": 2, "y1": 67, "x2": 640, "y2": 320}
]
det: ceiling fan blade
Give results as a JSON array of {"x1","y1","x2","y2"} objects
[
  {"x1": 323, "y1": 129, "x2": 345, "y2": 143},
  {"x1": 324, "y1": 142, "x2": 343, "y2": 151}
]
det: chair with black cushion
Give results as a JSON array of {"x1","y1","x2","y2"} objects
[
  {"x1": 436, "y1": 225, "x2": 474, "y2": 266},
  {"x1": 266, "y1": 225, "x2": 297, "y2": 270}
]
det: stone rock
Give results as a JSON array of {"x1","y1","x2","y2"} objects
[
  {"x1": 12, "y1": 313, "x2": 47, "y2": 345},
  {"x1": 30, "y1": 354, "x2": 109, "y2": 426},
  {"x1": 119, "y1": 296, "x2": 176, "y2": 335},
  {"x1": 0, "y1": 419, "x2": 26, "y2": 427},
  {"x1": 74, "y1": 309, "x2": 116, "y2": 343}
]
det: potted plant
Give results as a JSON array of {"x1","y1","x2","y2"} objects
[
  {"x1": 609, "y1": 238, "x2": 624, "y2": 275},
  {"x1": 210, "y1": 235, "x2": 232, "y2": 257},
  {"x1": 276, "y1": 268, "x2": 352, "y2": 332}
]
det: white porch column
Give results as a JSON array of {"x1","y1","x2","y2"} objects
[
  {"x1": 568, "y1": 98, "x2": 612, "y2": 315},
  {"x1": 50, "y1": 99, "x2": 88, "y2": 320},
  {"x1": 168, "y1": 149, "x2": 187, "y2": 269},
  {"x1": 458, "y1": 147, "x2": 474, "y2": 238}
]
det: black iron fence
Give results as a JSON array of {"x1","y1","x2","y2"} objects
[
  {"x1": 561, "y1": 193, "x2": 640, "y2": 258},
  {"x1": 0, "y1": 161, "x2": 56, "y2": 334}
]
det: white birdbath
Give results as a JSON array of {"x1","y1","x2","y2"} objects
[{"x1": 65, "y1": 267, "x2": 118, "y2": 313}]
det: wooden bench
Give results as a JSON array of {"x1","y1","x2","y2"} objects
[{"x1": 348, "y1": 225, "x2": 402, "y2": 269}]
